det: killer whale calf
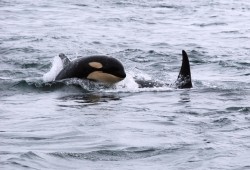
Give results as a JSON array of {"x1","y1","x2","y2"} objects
[
  {"x1": 54, "y1": 50, "x2": 192, "y2": 88},
  {"x1": 55, "y1": 54, "x2": 126, "y2": 84}
]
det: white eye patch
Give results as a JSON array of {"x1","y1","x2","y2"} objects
[{"x1": 88, "y1": 62, "x2": 103, "y2": 69}]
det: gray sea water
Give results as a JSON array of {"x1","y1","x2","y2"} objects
[{"x1": 1, "y1": 0, "x2": 250, "y2": 169}]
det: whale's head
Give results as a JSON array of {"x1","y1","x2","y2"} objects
[{"x1": 86, "y1": 56, "x2": 126, "y2": 84}]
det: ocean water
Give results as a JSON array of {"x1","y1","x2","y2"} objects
[{"x1": 1, "y1": 0, "x2": 250, "y2": 169}]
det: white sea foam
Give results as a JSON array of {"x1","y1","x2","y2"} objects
[
  {"x1": 115, "y1": 71, "x2": 139, "y2": 90},
  {"x1": 110, "y1": 71, "x2": 172, "y2": 93},
  {"x1": 43, "y1": 56, "x2": 64, "y2": 82}
]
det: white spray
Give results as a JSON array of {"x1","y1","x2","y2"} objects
[{"x1": 43, "y1": 56, "x2": 64, "y2": 82}]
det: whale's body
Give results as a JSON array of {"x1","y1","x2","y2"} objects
[
  {"x1": 54, "y1": 50, "x2": 192, "y2": 88},
  {"x1": 55, "y1": 54, "x2": 126, "y2": 84}
]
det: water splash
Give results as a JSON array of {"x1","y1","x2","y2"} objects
[{"x1": 43, "y1": 56, "x2": 63, "y2": 82}]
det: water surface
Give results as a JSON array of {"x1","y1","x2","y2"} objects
[{"x1": 1, "y1": 0, "x2": 250, "y2": 169}]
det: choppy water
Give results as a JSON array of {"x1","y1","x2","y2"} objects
[{"x1": 1, "y1": 0, "x2": 250, "y2": 169}]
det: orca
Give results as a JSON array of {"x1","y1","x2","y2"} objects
[
  {"x1": 135, "y1": 50, "x2": 192, "y2": 89},
  {"x1": 175, "y1": 50, "x2": 192, "y2": 88},
  {"x1": 54, "y1": 50, "x2": 192, "y2": 88},
  {"x1": 55, "y1": 54, "x2": 126, "y2": 84}
]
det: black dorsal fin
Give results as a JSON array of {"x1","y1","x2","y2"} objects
[
  {"x1": 175, "y1": 50, "x2": 192, "y2": 88},
  {"x1": 59, "y1": 53, "x2": 71, "y2": 68}
]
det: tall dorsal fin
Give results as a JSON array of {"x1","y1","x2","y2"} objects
[
  {"x1": 59, "y1": 53, "x2": 71, "y2": 68},
  {"x1": 175, "y1": 50, "x2": 192, "y2": 88}
]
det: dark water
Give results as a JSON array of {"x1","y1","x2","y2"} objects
[{"x1": 1, "y1": 0, "x2": 250, "y2": 169}]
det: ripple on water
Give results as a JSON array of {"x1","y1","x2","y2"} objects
[
  {"x1": 48, "y1": 145, "x2": 187, "y2": 161},
  {"x1": 0, "y1": 46, "x2": 41, "y2": 55},
  {"x1": 58, "y1": 93, "x2": 121, "y2": 108},
  {"x1": 226, "y1": 107, "x2": 250, "y2": 113},
  {"x1": 20, "y1": 151, "x2": 43, "y2": 160},
  {"x1": 192, "y1": 22, "x2": 228, "y2": 27},
  {"x1": 212, "y1": 117, "x2": 232, "y2": 127}
]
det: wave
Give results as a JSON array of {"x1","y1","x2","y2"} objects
[
  {"x1": 219, "y1": 60, "x2": 250, "y2": 69},
  {"x1": 192, "y1": 22, "x2": 228, "y2": 27},
  {"x1": 0, "y1": 46, "x2": 41, "y2": 55},
  {"x1": 11, "y1": 79, "x2": 112, "y2": 93},
  {"x1": 226, "y1": 107, "x2": 250, "y2": 113},
  {"x1": 48, "y1": 145, "x2": 185, "y2": 161}
]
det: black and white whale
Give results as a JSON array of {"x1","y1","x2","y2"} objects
[
  {"x1": 54, "y1": 50, "x2": 192, "y2": 88},
  {"x1": 175, "y1": 50, "x2": 192, "y2": 88},
  {"x1": 55, "y1": 54, "x2": 126, "y2": 84},
  {"x1": 134, "y1": 50, "x2": 192, "y2": 89}
]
